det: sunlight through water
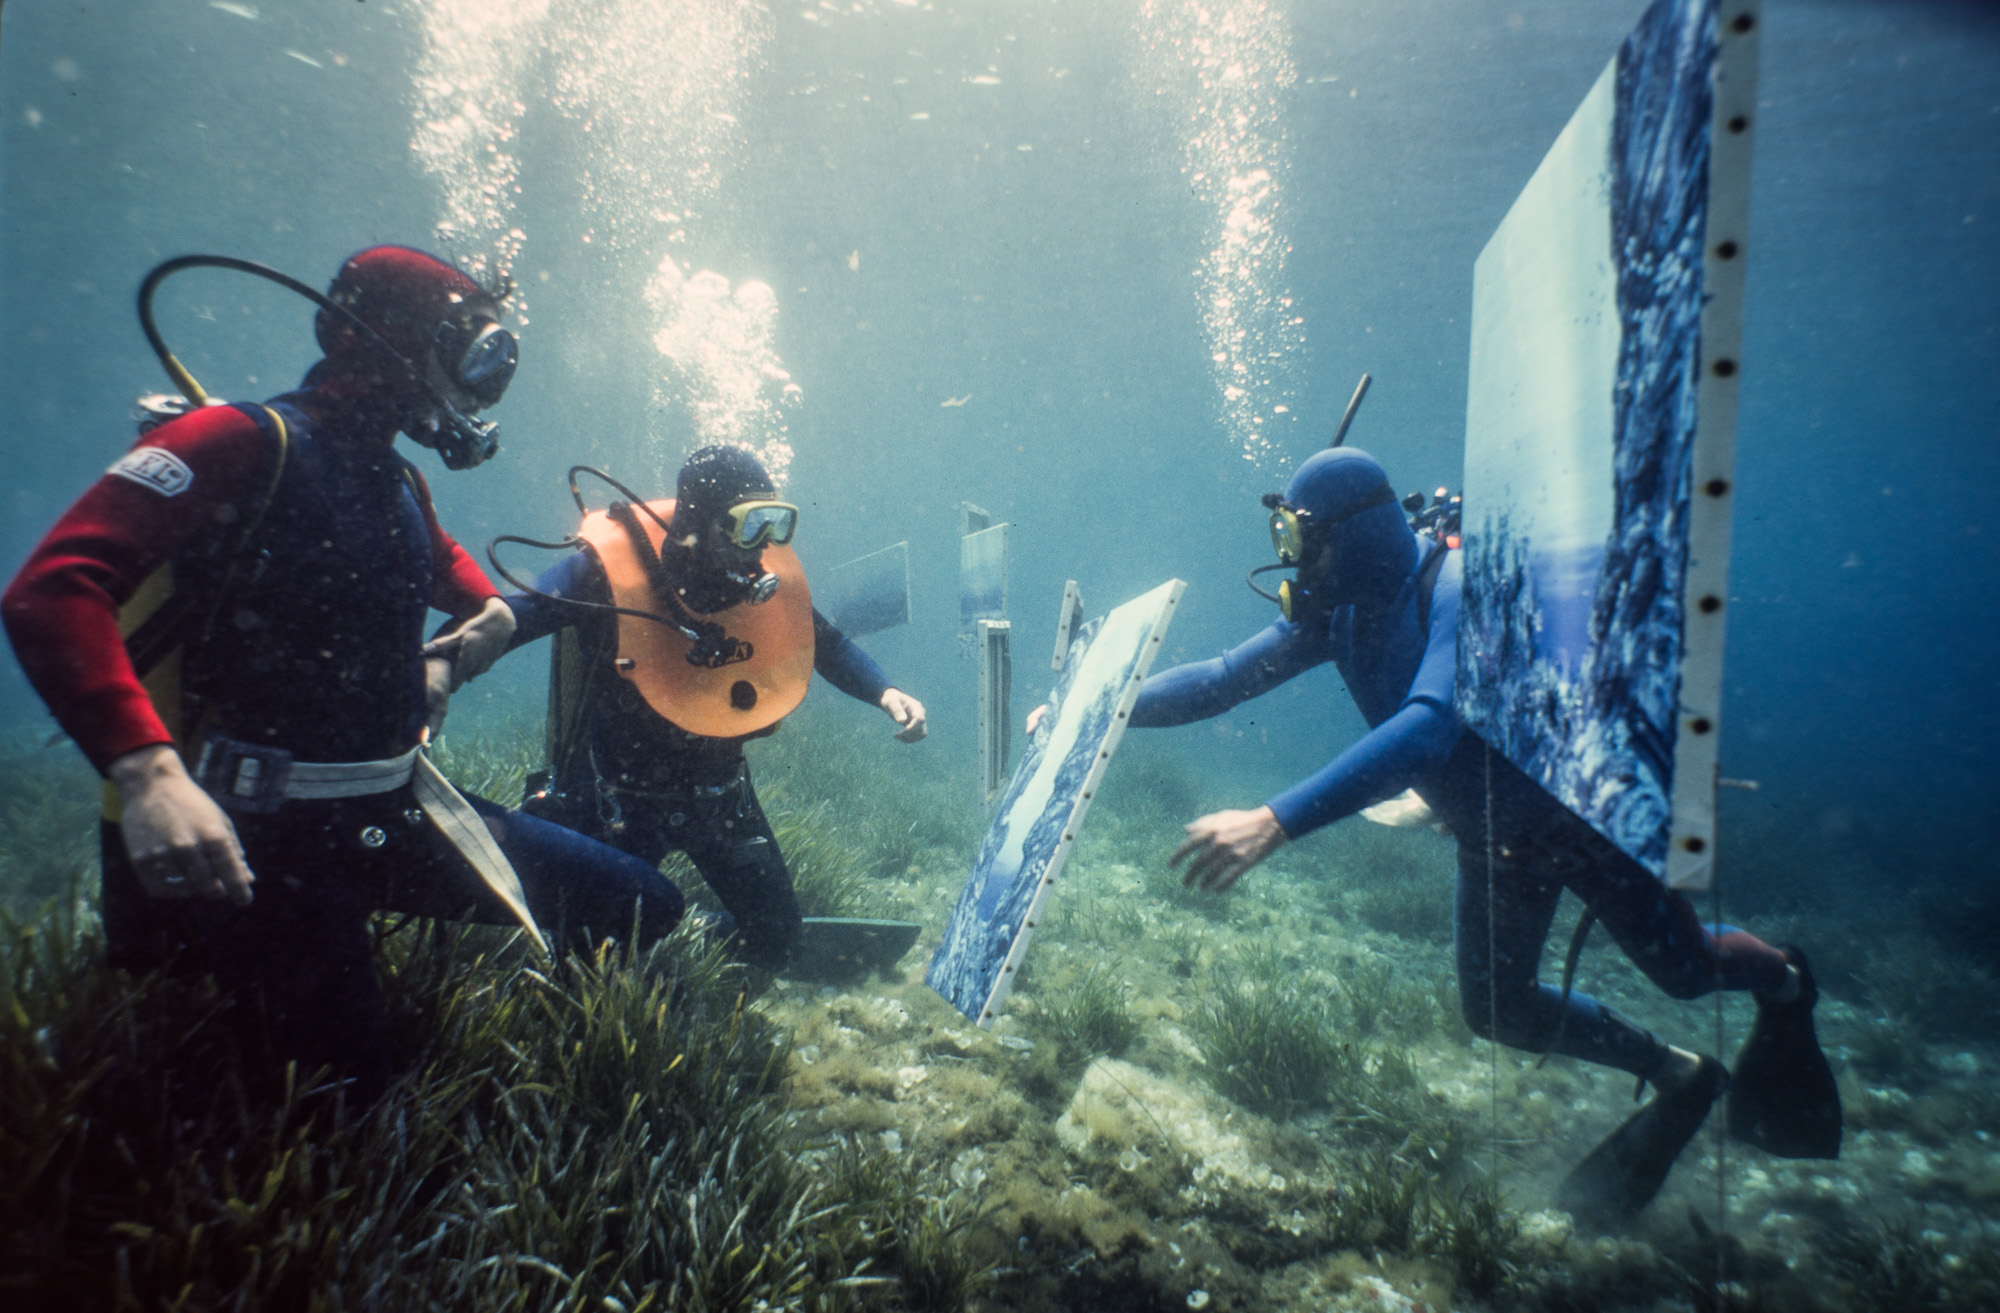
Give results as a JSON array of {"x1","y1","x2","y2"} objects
[
  {"x1": 1135, "y1": 0, "x2": 1304, "y2": 472},
  {"x1": 410, "y1": 0, "x2": 797, "y2": 484}
]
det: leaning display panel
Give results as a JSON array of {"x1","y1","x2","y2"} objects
[
  {"x1": 1456, "y1": 0, "x2": 1759, "y2": 890},
  {"x1": 928, "y1": 580, "x2": 1184, "y2": 1025}
]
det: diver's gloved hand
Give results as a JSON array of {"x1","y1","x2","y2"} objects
[
  {"x1": 1170, "y1": 805, "x2": 1288, "y2": 893},
  {"x1": 108, "y1": 743, "x2": 256, "y2": 906},
  {"x1": 424, "y1": 596, "x2": 517, "y2": 691},
  {"x1": 880, "y1": 688, "x2": 928, "y2": 743}
]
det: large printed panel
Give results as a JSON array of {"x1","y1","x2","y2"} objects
[
  {"x1": 1457, "y1": 0, "x2": 1759, "y2": 888},
  {"x1": 821, "y1": 541, "x2": 910, "y2": 638},
  {"x1": 928, "y1": 580, "x2": 1184, "y2": 1025}
]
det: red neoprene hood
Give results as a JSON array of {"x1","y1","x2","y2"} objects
[{"x1": 314, "y1": 245, "x2": 488, "y2": 368}]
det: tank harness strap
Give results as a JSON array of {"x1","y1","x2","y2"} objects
[
  {"x1": 546, "y1": 615, "x2": 621, "y2": 797},
  {"x1": 121, "y1": 403, "x2": 291, "y2": 681},
  {"x1": 1414, "y1": 536, "x2": 1449, "y2": 640}
]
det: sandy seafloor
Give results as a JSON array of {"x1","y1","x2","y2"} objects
[{"x1": 716, "y1": 713, "x2": 2000, "y2": 1310}]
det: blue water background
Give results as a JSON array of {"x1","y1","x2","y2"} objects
[{"x1": 0, "y1": 0, "x2": 1993, "y2": 903}]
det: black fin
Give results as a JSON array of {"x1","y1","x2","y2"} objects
[
  {"x1": 1727, "y1": 946, "x2": 1843, "y2": 1159},
  {"x1": 1557, "y1": 1055, "x2": 1728, "y2": 1229},
  {"x1": 789, "y1": 918, "x2": 922, "y2": 983}
]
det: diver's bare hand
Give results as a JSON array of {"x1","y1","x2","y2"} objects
[
  {"x1": 881, "y1": 688, "x2": 928, "y2": 743},
  {"x1": 1025, "y1": 703, "x2": 1049, "y2": 736},
  {"x1": 424, "y1": 596, "x2": 516, "y2": 690},
  {"x1": 109, "y1": 744, "x2": 254, "y2": 905},
  {"x1": 424, "y1": 654, "x2": 454, "y2": 741},
  {"x1": 1170, "y1": 806, "x2": 1287, "y2": 893}
]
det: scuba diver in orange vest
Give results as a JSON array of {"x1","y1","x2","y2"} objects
[{"x1": 496, "y1": 444, "x2": 927, "y2": 975}]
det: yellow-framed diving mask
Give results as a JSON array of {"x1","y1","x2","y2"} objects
[
  {"x1": 1268, "y1": 504, "x2": 1311, "y2": 565},
  {"x1": 723, "y1": 499, "x2": 799, "y2": 549}
]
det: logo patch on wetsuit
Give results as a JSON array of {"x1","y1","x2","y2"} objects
[{"x1": 108, "y1": 446, "x2": 194, "y2": 497}]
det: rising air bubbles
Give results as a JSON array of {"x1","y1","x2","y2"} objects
[
  {"x1": 1135, "y1": 0, "x2": 1303, "y2": 473},
  {"x1": 411, "y1": 0, "x2": 797, "y2": 483}
]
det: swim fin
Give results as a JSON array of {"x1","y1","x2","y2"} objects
[
  {"x1": 1556, "y1": 1055, "x2": 1728, "y2": 1228},
  {"x1": 789, "y1": 917, "x2": 922, "y2": 983},
  {"x1": 1727, "y1": 946, "x2": 1842, "y2": 1159}
]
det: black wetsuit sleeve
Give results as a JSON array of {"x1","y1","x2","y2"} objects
[
  {"x1": 812, "y1": 608, "x2": 892, "y2": 705},
  {"x1": 504, "y1": 548, "x2": 609, "y2": 650}
]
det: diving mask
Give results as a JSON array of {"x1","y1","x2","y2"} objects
[
  {"x1": 723, "y1": 499, "x2": 799, "y2": 550},
  {"x1": 1268, "y1": 502, "x2": 1310, "y2": 565},
  {"x1": 1247, "y1": 481, "x2": 1400, "y2": 621},
  {"x1": 434, "y1": 312, "x2": 518, "y2": 407}
]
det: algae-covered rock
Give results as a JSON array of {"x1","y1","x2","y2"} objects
[{"x1": 1057, "y1": 1057, "x2": 1292, "y2": 1197}]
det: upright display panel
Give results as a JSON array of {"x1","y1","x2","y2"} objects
[
  {"x1": 1456, "y1": 0, "x2": 1760, "y2": 889},
  {"x1": 959, "y1": 522, "x2": 1009, "y2": 629},
  {"x1": 820, "y1": 541, "x2": 910, "y2": 638},
  {"x1": 1050, "y1": 580, "x2": 1084, "y2": 672},
  {"x1": 928, "y1": 580, "x2": 1184, "y2": 1025},
  {"x1": 976, "y1": 619, "x2": 1012, "y2": 806}
]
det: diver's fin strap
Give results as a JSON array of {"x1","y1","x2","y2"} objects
[
  {"x1": 411, "y1": 752, "x2": 550, "y2": 957},
  {"x1": 121, "y1": 404, "x2": 291, "y2": 680},
  {"x1": 1535, "y1": 906, "x2": 1599, "y2": 1069}
]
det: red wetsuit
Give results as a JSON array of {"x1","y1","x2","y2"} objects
[
  {"x1": 1, "y1": 391, "x2": 496, "y2": 773},
  {"x1": 1, "y1": 382, "x2": 681, "y2": 1098}
]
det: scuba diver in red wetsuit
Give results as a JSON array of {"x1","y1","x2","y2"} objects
[
  {"x1": 1121, "y1": 445, "x2": 1841, "y2": 1226},
  {"x1": 2, "y1": 247, "x2": 684, "y2": 1100}
]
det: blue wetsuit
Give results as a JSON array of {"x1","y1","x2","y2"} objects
[
  {"x1": 1131, "y1": 542, "x2": 1788, "y2": 1077},
  {"x1": 504, "y1": 548, "x2": 892, "y2": 969}
]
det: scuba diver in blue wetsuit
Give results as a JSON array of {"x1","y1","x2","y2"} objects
[
  {"x1": 1121, "y1": 445, "x2": 1841, "y2": 1225},
  {"x1": 493, "y1": 445, "x2": 927, "y2": 979}
]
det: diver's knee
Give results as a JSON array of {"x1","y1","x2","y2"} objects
[
  {"x1": 1460, "y1": 990, "x2": 1500, "y2": 1041},
  {"x1": 1655, "y1": 970, "x2": 1712, "y2": 1002}
]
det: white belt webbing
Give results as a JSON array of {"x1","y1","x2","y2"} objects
[
  {"x1": 283, "y1": 746, "x2": 423, "y2": 799},
  {"x1": 411, "y1": 753, "x2": 550, "y2": 957},
  {"x1": 260, "y1": 744, "x2": 548, "y2": 956}
]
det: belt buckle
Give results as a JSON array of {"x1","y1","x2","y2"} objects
[{"x1": 194, "y1": 734, "x2": 294, "y2": 814}]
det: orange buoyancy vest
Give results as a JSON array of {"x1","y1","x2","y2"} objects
[{"x1": 575, "y1": 498, "x2": 814, "y2": 738}]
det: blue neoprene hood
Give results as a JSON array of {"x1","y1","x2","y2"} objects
[{"x1": 1283, "y1": 447, "x2": 1416, "y2": 610}]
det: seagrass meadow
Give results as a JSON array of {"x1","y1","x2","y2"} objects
[{"x1": 4, "y1": 710, "x2": 2000, "y2": 1312}]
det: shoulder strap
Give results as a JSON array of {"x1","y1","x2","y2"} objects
[
  {"x1": 1414, "y1": 538, "x2": 1449, "y2": 641},
  {"x1": 121, "y1": 403, "x2": 290, "y2": 678},
  {"x1": 545, "y1": 618, "x2": 615, "y2": 788}
]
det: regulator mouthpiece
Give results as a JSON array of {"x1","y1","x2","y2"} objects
[
  {"x1": 732, "y1": 570, "x2": 782, "y2": 605},
  {"x1": 432, "y1": 408, "x2": 500, "y2": 470}
]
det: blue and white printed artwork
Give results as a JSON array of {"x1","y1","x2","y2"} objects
[
  {"x1": 821, "y1": 541, "x2": 910, "y2": 638},
  {"x1": 1457, "y1": 0, "x2": 1735, "y2": 882},
  {"x1": 929, "y1": 580, "x2": 1183, "y2": 1025}
]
